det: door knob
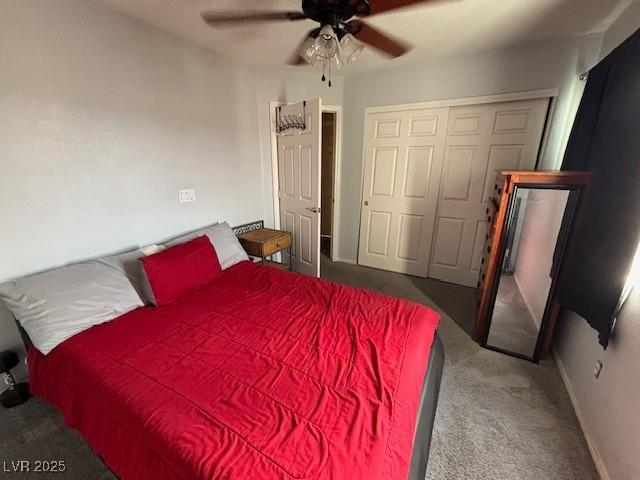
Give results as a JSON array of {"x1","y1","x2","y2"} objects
[
  {"x1": 364, "y1": 201, "x2": 369, "y2": 206},
  {"x1": 306, "y1": 207, "x2": 321, "y2": 213}
]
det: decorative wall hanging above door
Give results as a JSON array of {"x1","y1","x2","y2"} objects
[
  {"x1": 276, "y1": 102, "x2": 307, "y2": 135},
  {"x1": 200, "y1": 1, "x2": 452, "y2": 85}
]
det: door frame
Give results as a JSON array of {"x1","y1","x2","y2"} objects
[
  {"x1": 270, "y1": 101, "x2": 343, "y2": 262},
  {"x1": 357, "y1": 88, "x2": 559, "y2": 269}
]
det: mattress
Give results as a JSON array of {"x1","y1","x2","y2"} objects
[{"x1": 28, "y1": 261, "x2": 441, "y2": 480}]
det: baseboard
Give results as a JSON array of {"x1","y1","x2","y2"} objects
[
  {"x1": 513, "y1": 273, "x2": 542, "y2": 330},
  {"x1": 553, "y1": 352, "x2": 610, "y2": 480},
  {"x1": 333, "y1": 256, "x2": 357, "y2": 265}
]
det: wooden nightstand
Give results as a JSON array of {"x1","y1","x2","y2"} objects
[{"x1": 238, "y1": 228, "x2": 292, "y2": 272}]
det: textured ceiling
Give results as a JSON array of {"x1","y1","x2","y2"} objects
[{"x1": 96, "y1": 0, "x2": 632, "y2": 73}]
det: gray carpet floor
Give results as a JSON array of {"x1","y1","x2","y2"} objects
[
  {"x1": 487, "y1": 275, "x2": 540, "y2": 356},
  {"x1": 321, "y1": 259, "x2": 598, "y2": 480},
  {"x1": 0, "y1": 259, "x2": 598, "y2": 480}
]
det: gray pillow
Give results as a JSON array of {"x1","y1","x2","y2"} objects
[
  {"x1": 165, "y1": 222, "x2": 219, "y2": 246},
  {"x1": 0, "y1": 260, "x2": 144, "y2": 355},
  {"x1": 99, "y1": 250, "x2": 145, "y2": 300},
  {"x1": 166, "y1": 222, "x2": 248, "y2": 270},
  {"x1": 100, "y1": 245, "x2": 163, "y2": 304},
  {"x1": 140, "y1": 268, "x2": 158, "y2": 307}
]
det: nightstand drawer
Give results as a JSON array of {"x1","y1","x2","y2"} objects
[
  {"x1": 262, "y1": 235, "x2": 290, "y2": 257},
  {"x1": 240, "y1": 240, "x2": 263, "y2": 257},
  {"x1": 238, "y1": 228, "x2": 292, "y2": 259}
]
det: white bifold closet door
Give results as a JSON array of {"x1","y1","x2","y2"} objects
[
  {"x1": 358, "y1": 98, "x2": 549, "y2": 285},
  {"x1": 429, "y1": 98, "x2": 549, "y2": 286},
  {"x1": 358, "y1": 107, "x2": 449, "y2": 277}
]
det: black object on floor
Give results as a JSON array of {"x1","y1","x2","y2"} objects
[{"x1": 0, "y1": 351, "x2": 30, "y2": 408}]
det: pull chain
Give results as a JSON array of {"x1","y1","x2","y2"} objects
[{"x1": 320, "y1": 61, "x2": 332, "y2": 87}]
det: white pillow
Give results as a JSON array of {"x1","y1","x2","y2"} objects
[
  {"x1": 167, "y1": 222, "x2": 248, "y2": 270},
  {"x1": 0, "y1": 260, "x2": 144, "y2": 355}
]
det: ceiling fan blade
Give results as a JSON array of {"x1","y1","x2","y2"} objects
[
  {"x1": 201, "y1": 11, "x2": 307, "y2": 26},
  {"x1": 361, "y1": 0, "x2": 443, "y2": 16},
  {"x1": 347, "y1": 20, "x2": 411, "y2": 57}
]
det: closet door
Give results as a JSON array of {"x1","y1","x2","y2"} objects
[
  {"x1": 428, "y1": 98, "x2": 549, "y2": 286},
  {"x1": 358, "y1": 107, "x2": 449, "y2": 277}
]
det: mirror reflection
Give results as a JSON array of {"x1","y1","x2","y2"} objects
[{"x1": 486, "y1": 187, "x2": 571, "y2": 358}]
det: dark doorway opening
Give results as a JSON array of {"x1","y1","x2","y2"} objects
[{"x1": 321, "y1": 111, "x2": 336, "y2": 260}]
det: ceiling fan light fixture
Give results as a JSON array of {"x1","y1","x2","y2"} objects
[
  {"x1": 297, "y1": 25, "x2": 344, "y2": 86},
  {"x1": 339, "y1": 33, "x2": 364, "y2": 64},
  {"x1": 313, "y1": 25, "x2": 339, "y2": 61},
  {"x1": 298, "y1": 36, "x2": 318, "y2": 65}
]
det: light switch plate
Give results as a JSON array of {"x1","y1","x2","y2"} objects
[{"x1": 178, "y1": 189, "x2": 196, "y2": 203}]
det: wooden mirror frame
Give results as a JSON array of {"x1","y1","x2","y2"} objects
[{"x1": 473, "y1": 171, "x2": 591, "y2": 362}]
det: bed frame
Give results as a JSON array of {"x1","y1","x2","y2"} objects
[
  {"x1": 409, "y1": 332, "x2": 444, "y2": 480},
  {"x1": 14, "y1": 317, "x2": 32, "y2": 350}
]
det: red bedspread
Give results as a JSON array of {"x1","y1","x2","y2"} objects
[{"x1": 28, "y1": 261, "x2": 440, "y2": 480}]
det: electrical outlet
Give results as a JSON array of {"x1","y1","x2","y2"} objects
[
  {"x1": 178, "y1": 189, "x2": 196, "y2": 203},
  {"x1": 594, "y1": 360, "x2": 603, "y2": 379}
]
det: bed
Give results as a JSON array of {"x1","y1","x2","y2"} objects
[{"x1": 23, "y1": 260, "x2": 443, "y2": 480}]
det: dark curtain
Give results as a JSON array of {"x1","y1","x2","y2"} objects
[{"x1": 559, "y1": 28, "x2": 640, "y2": 348}]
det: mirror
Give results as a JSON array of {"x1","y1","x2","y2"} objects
[{"x1": 485, "y1": 186, "x2": 576, "y2": 360}]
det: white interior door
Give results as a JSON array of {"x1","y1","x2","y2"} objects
[
  {"x1": 429, "y1": 98, "x2": 550, "y2": 286},
  {"x1": 358, "y1": 107, "x2": 449, "y2": 277},
  {"x1": 277, "y1": 99, "x2": 322, "y2": 277}
]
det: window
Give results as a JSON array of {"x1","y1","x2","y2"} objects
[{"x1": 616, "y1": 240, "x2": 640, "y2": 316}]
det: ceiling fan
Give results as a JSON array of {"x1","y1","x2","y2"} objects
[{"x1": 201, "y1": 0, "x2": 443, "y2": 85}]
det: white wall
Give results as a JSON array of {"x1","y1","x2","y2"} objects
[
  {"x1": 337, "y1": 35, "x2": 603, "y2": 262},
  {"x1": 599, "y1": 0, "x2": 640, "y2": 58},
  {"x1": 555, "y1": 300, "x2": 640, "y2": 480},
  {"x1": 513, "y1": 189, "x2": 569, "y2": 327},
  {"x1": 0, "y1": 0, "x2": 265, "y2": 280},
  {"x1": 0, "y1": 0, "x2": 340, "y2": 379},
  {"x1": 553, "y1": 3, "x2": 640, "y2": 479}
]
